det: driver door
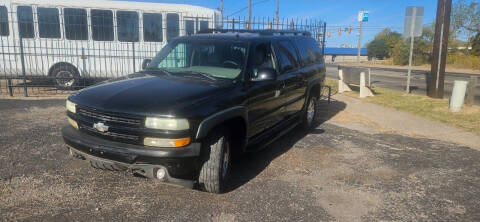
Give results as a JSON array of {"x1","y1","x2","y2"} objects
[{"x1": 246, "y1": 42, "x2": 284, "y2": 138}]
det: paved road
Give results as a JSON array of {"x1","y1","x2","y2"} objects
[
  {"x1": 2, "y1": 99, "x2": 480, "y2": 221},
  {"x1": 326, "y1": 64, "x2": 480, "y2": 105}
]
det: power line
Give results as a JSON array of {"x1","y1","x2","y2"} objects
[{"x1": 227, "y1": 0, "x2": 271, "y2": 17}]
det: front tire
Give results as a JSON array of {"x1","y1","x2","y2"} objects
[{"x1": 198, "y1": 128, "x2": 231, "y2": 193}]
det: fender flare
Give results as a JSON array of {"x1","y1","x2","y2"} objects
[
  {"x1": 195, "y1": 106, "x2": 248, "y2": 140},
  {"x1": 304, "y1": 77, "x2": 324, "y2": 108}
]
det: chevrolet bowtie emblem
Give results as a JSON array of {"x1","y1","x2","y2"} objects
[{"x1": 93, "y1": 122, "x2": 109, "y2": 132}]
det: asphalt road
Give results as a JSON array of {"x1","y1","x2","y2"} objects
[
  {"x1": 326, "y1": 64, "x2": 480, "y2": 105},
  {"x1": 2, "y1": 99, "x2": 480, "y2": 221}
]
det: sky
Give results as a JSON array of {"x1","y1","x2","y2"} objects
[{"x1": 136, "y1": 0, "x2": 459, "y2": 47}]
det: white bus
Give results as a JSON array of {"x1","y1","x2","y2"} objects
[{"x1": 0, "y1": 0, "x2": 222, "y2": 89}]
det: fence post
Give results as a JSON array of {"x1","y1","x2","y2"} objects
[
  {"x1": 19, "y1": 37, "x2": 28, "y2": 97},
  {"x1": 465, "y1": 76, "x2": 478, "y2": 106},
  {"x1": 132, "y1": 41, "x2": 136, "y2": 73},
  {"x1": 7, "y1": 79, "x2": 13, "y2": 96}
]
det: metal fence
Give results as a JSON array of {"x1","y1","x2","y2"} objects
[{"x1": 0, "y1": 12, "x2": 325, "y2": 97}]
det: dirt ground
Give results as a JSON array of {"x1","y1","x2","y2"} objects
[{"x1": 1, "y1": 98, "x2": 480, "y2": 221}]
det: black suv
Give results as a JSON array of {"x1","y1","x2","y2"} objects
[{"x1": 62, "y1": 30, "x2": 326, "y2": 193}]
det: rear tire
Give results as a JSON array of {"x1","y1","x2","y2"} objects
[
  {"x1": 51, "y1": 65, "x2": 80, "y2": 90},
  {"x1": 198, "y1": 127, "x2": 231, "y2": 193},
  {"x1": 301, "y1": 94, "x2": 318, "y2": 130}
]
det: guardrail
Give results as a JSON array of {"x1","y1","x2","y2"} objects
[{"x1": 338, "y1": 65, "x2": 374, "y2": 98}]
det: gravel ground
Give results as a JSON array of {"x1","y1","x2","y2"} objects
[{"x1": 1, "y1": 98, "x2": 480, "y2": 221}]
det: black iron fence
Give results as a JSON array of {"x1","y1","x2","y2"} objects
[{"x1": 0, "y1": 11, "x2": 325, "y2": 97}]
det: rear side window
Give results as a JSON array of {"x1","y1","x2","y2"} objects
[
  {"x1": 296, "y1": 37, "x2": 323, "y2": 65},
  {"x1": 117, "y1": 11, "x2": 139, "y2": 42},
  {"x1": 64, "y1": 8, "x2": 88, "y2": 40},
  {"x1": 185, "y1": 20, "x2": 194, "y2": 35},
  {"x1": 17, "y1": 6, "x2": 34, "y2": 38},
  {"x1": 143, "y1": 13, "x2": 162, "y2": 42},
  {"x1": 37, "y1": 8, "x2": 60, "y2": 38},
  {"x1": 199, "y1": 20, "x2": 209, "y2": 32},
  {"x1": 166, "y1": 13, "x2": 179, "y2": 41},
  {"x1": 0, "y1": 6, "x2": 8, "y2": 36},
  {"x1": 276, "y1": 40, "x2": 299, "y2": 73},
  {"x1": 91, "y1": 9, "x2": 113, "y2": 41}
]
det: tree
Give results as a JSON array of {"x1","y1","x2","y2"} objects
[
  {"x1": 367, "y1": 28, "x2": 402, "y2": 59},
  {"x1": 472, "y1": 33, "x2": 480, "y2": 56},
  {"x1": 367, "y1": 38, "x2": 389, "y2": 59},
  {"x1": 392, "y1": 40, "x2": 409, "y2": 65}
]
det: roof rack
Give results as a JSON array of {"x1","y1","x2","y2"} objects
[{"x1": 198, "y1": 29, "x2": 312, "y2": 37}]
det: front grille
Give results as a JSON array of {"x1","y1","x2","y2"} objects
[
  {"x1": 80, "y1": 124, "x2": 140, "y2": 142},
  {"x1": 77, "y1": 107, "x2": 142, "y2": 127}
]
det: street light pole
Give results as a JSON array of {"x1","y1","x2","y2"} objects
[{"x1": 357, "y1": 20, "x2": 363, "y2": 64}]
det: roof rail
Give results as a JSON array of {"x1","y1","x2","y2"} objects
[{"x1": 198, "y1": 29, "x2": 312, "y2": 37}]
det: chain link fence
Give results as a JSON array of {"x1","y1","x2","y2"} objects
[{"x1": 0, "y1": 6, "x2": 325, "y2": 97}]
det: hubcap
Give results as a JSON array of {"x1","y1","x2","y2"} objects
[
  {"x1": 307, "y1": 98, "x2": 316, "y2": 124},
  {"x1": 56, "y1": 71, "x2": 75, "y2": 87},
  {"x1": 222, "y1": 141, "x2": 230, "y2": 179}
]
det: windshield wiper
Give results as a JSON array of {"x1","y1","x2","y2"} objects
[
  {"x1": 145, "y1": 67, "x2": 172, "y2": 76},
  {"x1": 178, "y1": 71, "x2": 217, "y2": 81}
]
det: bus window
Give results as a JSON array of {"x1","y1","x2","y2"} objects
[
  {"x1": 17, "y1": 6, "x2": 34, "y2": 38},
  {"x1": 0, "y1": 6, "x2": 8, "y2": 36},
  {"x1": 166, "y1": 13, "x2": 179, "y2": 41},
  {"x1": 143, "y1": 13, "x2": 162, "y2": 42},
  {"x1": 64, "y1": 8, "x2": 88, "y2": 40},
  {"x1": 199, "y1": 21, "x2": 209, "y2": 32},
  {"x1": 185, "y1": 20, "x2": 194, "y2": 35},
  {"x1": 91, "y1": 9, "x2": 113, "y2": 41},
  {"x1": 117, "y1": 11, "x2": 138, "y2": 42},
  {"x1": 37, "y1": 8, "x2": 60, "y2": 38}
]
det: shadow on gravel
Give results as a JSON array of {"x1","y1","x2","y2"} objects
[{"x1": 225, "y1": 99, "x2": 346, "y2": 192}]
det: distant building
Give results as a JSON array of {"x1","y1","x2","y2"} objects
[{"x1": 324, "y1": 47, "x2": 368, "y2": 63}]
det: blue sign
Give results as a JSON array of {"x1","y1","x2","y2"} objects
[{"x1": 363, "y1": 12, "x2": 369, "y2": 22}]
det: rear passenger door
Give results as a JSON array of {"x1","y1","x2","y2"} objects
[{"x1": 274, "y1": 40, "x2": 306, "y2": 117}]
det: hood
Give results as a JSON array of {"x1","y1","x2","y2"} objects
[{"x1": 70, "y1": 72, "x2": 230, "y2": 116}]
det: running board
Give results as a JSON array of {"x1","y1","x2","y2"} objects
[{"x1": 246, "y1": 118, "x2": 301, "y2": 153}]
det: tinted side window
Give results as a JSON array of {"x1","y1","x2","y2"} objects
[
  {"x1": 117, "y1": 11, "x2": 139, "y2": 42},
  {"x1": 0, "y1": 6, "x2": 8, "y2": 36},
  {"x1": 301, "y1": 37, "x2": 323, "y2": 63},
  {"x1": 38, "y1": 8, "x2": 60, "y2": 38},
  {"x1": 64, "y1": 8, "x2": 88, "y2": 40},
  {"x1": 91, "y1": 9, "x2": 113, "y2": 41},
  {"x1": 276, "y1": 41, "x2": 299, "y2": 73},
  {"x1": 143, "y1": 13, "x2": 162, "y2": 42},
  {"x1": 166, "y1": 13, "x2": 179, "y2": 41},
  {"x1": 17, "y1": 6, "x2": 34, "y2": 38},
  {"x1": 185, "y1": 20, "x2": 194, "y2": 35},
  {"x1": 199, "y1": 20, "x2": 209, "y2": 32}
]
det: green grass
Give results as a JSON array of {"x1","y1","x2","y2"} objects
[{"x1": 324, "y1": 77, "x2": 480, "y2": 135}]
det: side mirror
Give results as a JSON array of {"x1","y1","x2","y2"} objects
[
  {"x1": 142, "y1": 59, "x2": 152, "y2": 70},
  {"x1": 251, "y1": 68, "x2": 277, "y2": 82}
]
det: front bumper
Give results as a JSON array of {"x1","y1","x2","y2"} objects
[{"x1": 62, "y1": 126, "x2": 201, "y2": 188}]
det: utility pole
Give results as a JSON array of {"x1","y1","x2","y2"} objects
[
  {"x1": 248, "y1": 0, "x2": 252, "y2": 29},
  {"x1": 467, "y1": 0, "x2": 477, "y2": 46},
  {"x1": 220, "y1": 0, "x2": 223, "y2": 14},
  {"x1": 357, "y1": 18, "x2": 363, "y2": 64},
  {"x1": 429, "y1": 0, "x2": 452, "y2": 98},
  {"x1": 275, "y1": 0, "x2": 279, "y2": 30}
]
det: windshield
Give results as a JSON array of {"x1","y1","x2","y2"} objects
[{"x1": 147, "y1": 40, "x2": 247, "y2": 80}]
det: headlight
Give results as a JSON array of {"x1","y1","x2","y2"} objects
[
  {"x1": 144, "y1": 137, "x2": 191, "y2": 148},
  {"x1": 145, "y1": 117, "x2": 189, "y2": 130},
  {"x1": 66, "y1": 100, "x2": 76, "y2": 113}
]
